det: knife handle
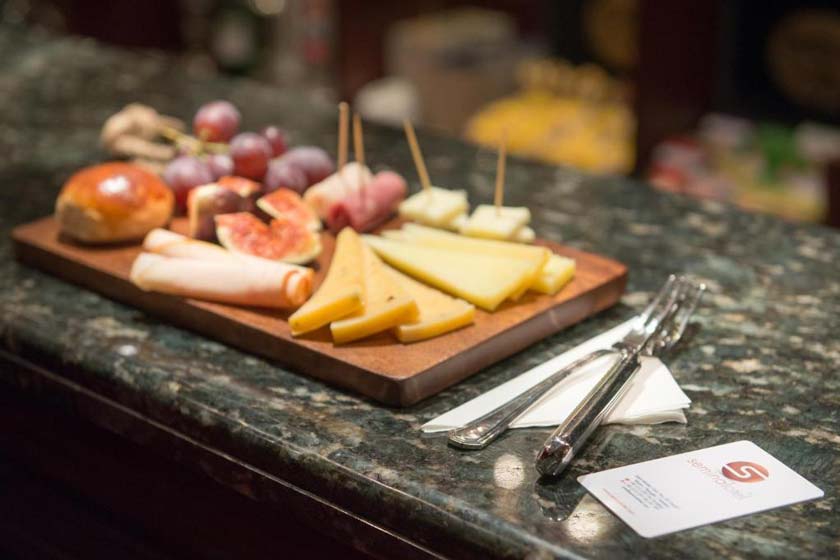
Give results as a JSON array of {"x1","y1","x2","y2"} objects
[
  {"x1": 535, "y1": 349, "x2": 642, "y2": 477},
  {"x1": 448, "y1": 349, "x2": 614, "y2": 450}
]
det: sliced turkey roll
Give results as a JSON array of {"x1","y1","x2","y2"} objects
[{"x1": 130, "y1": 252, "x2": 312, "y2": 309}]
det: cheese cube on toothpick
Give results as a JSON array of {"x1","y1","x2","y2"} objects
[
  {"x1": 399, "y1": 187, "x2": 468, "y2": 228},
  {"x1": 513, "y1": 226, "x2": 535, "y2": 243},
  {"x1": 458, "y1": 130, "x2": 534, "y2": 242},
  {"x1": 399, "y1": 119, "x2": 471, "y2": 228},
  {"x1": 459, "y1": 204, "x2": 531, "y2": 240}
]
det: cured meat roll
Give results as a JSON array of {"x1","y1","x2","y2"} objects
[
  {"x1": 302, "y1": 162, "x2": 372, "y2": 219},
  {"x1": 326, "y1": 171, "x2": 407, "y2": 233},
  {"x1": 130, "y1": 252, "x2": 313, "y2": 309},
  {"x1": 143, "y1": 228, "x2": 232, "y2": 260}
]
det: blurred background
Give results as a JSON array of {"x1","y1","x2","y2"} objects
[{"x1": 3, "y1": 0, "x2": 840, "y2": 226}]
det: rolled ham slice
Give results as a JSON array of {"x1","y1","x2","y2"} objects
[
  {"x1": 130, "y1": 252, "x2": 312, "y2": 309},
  {"x1": 302, "y1": 162, "x2": 372, "y2": 220},
  {"x1": 143, "y1": 228, "x2": 232, "y2": 260},
  {"x1": 326, "y1": 171, "x2": 407, "y2": 233}
]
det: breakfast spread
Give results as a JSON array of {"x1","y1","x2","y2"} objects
[{"x1": 51, "y1": 99, "x2": 579, "y2": 348}]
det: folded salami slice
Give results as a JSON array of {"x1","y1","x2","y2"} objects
[
  {"x1": 130, "y1": 252, "x2": 312, "y2": 309},
  {"x1": 326, "y1": 171, "x2": 407, "y2": 234}
]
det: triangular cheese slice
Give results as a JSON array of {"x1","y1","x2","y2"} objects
[
  {"x1": 531, "y1": 254, "x2": 576, "y2": 295},
  {"x1": 330, "y1": 243, "x2": 418, "y2": 344},
  {"x1": 289, "y1": 228, "x2": 364, "y2": 336},
  {"x1": 363, "y1": 235, "x2": 533, "y2": 311},
  {"x1": 392, "y1": 224, "x2": 549, "y2": 299},
  {"x1": 383, "y1": 266, "x2": 475, "y2": 343}
]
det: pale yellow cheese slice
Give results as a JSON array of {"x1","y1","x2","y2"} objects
[
  {"x1": 398, "y1": 187, "x2": 468, "y2": 228},
  {"x1": 383, "y1": 266, "x2": 475, "y2": 343},
  {"x1": 531, "y1": 254, "x2": 576, "y2": 295},
  {"x1": 512, "y1": 226, "x2": 535, "y2": 244},
  {"x1": 330, "y1": 242, "x2": 418, "y2": 344},
  {"x1": 396, "y1": 224, "x2": 549, "y2": 299},
  {"x1": 363, "y1": 235, "x2": 533, "y2": 311},
  {"x1": 289, "y1": 228, "x2": 364, "y2": 336},
  {"x1": 459, "y1": 205, "x2": 531, "y2": 240},
  {"x1": 445, "y1": 212, "x2": 468, "y2": 232}
]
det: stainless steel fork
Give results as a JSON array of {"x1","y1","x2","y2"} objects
[
  {"x1": 448, "y1": 275, "x2": 695, "y2": 450},
  {"x1": 535, "y1": 277, "x2": 705, "y2": 476}
]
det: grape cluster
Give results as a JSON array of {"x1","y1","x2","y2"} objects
[{"x1": 162, "y1": 100, "x2": 333, "y2": 211}]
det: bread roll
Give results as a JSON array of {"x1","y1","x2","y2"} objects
[{"x1": 56, "y1": 162, "x2": 174, "y2": 243}]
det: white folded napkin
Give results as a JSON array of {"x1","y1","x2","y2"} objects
[{"x1": 422, "y1": 317, "x2": 691, "y2": 433}]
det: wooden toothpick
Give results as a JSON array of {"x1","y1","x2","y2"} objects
[
  {"x1": 494, "y1": 130, "x2": 508, "y2": 216},
  {"x1": 353, "y1": 112, "x2": 366, "y2": 187},
  {"x1": 403, "y1": 119, "x2": 431, "y2": 195},
  {"x1": 337, "y1": 102, "x2": 349, "y2": 170}
]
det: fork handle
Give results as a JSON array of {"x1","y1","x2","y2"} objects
[
  {"x1": 535, "y1": 349, "x2": 642, "y2": 476},
  {"x1": 447, "y1": 349, "x2": 614, "y2": 450}
]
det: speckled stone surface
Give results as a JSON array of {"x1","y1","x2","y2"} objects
[{"x1": 1, "y1": 26, "x2": 839, "y2": 559}]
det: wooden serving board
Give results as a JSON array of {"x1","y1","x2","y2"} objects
[{"x1": 13, "y1": 217, "x2": 627, "y2": 406}]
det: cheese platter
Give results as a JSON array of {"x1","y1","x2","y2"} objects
[{"x1": 12, "y1": 100, "x2": 627, "y2": 405}]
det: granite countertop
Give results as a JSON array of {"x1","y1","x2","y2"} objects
[{"x1": 1, "y1": 26, "x2": 839, "y2": 559}]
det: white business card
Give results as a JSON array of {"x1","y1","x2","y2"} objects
[{"x1": 578, "y1": 440, "x2": 824, "y2": 538}]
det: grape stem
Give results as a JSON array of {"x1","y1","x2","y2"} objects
[{"x1": 160, "y1": 125, "x2": 229, "y2": 155}]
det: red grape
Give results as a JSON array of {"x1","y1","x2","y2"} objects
[
  {"x1": 206, "y1": 153, "x2": 234, "y2": 179},
  {"x1": 163, "y1": 156, "x2": 214, "y2": 211},
  {"x1": 193, "y1": 100, "x2": 241, "y2": 142},
  {"x1": 264, "y1": 159, "x2": 307, "y2": 194},
  {"x1": 261, "y1": 125, "x2": 289, "y2": 157},
  {"x1": 281, "y1": 146, "x2": 334, "y2": 186},
  {"x1": 229, "y1": 132, "x2": 272, "y2": 180}
]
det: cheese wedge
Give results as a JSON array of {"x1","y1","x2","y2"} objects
[
  {"x1": 330, "y1": 243, "x2": 418, "y2": 344},
  {"x1": 363, "y1": 235, "x2": 533, "y2": 311},
  {"x1": 395, "y1": 224, "x2": 549, "y2": 299},
  {"x1": 531, "y1": 254, "x2": 576, "y2": 295},
  {"x1": 288, "y1": 228, "x2": 364, "y2": 335},
  {"x1": 383, "y1": 266, "x2": 475, "y2": 342},
  {"x1": 459, "y1": 205, "x2": 531, "y2": 240},
  {"x1": 398, "y1": 187, "x2": 468, "y2": 227}
]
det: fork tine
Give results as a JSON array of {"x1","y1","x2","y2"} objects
[
  {"x1": 639, "y1": 274, "x2": 678, "y2": 326},
  {"x1": 642, "y1": 276, "x2": 687, "y2": 340},
  {"x1": 666, "y1": 281, "x2": 705, "y2": 350},
  {"x1": 646, "y1": 279, "x2": 704, "y2": 353}
]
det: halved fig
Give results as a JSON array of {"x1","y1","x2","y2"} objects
[
  {"x1": 187, "y1": 184, "x2": 248, "y2": 241},
  {"x1": 216, "y1": 175, "x2": 262, "y2": 197},
  {"x1": 256, "y1": 188, "x2": 321, "y2": 232},
  {"x1": 217, "y1": 175, "x2": 262, "y2": 210},
  {"x1": 215, "y1": 212, "x2": 322, "y2": 264}
]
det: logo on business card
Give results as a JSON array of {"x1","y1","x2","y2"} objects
[{"x1": 721, "y1": 461, "x2": 769, "y2": 483}]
